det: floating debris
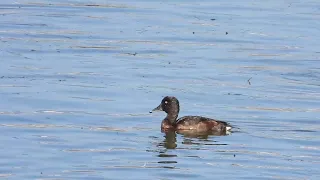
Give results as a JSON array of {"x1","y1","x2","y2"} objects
[{"x1": 248, "y1": 77, "x2": 252, "y2": 85}]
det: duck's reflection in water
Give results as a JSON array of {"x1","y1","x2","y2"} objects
[
  {"x1": 158, "y1": 129, "x2": 230, "y2": 150},
  {"x1": 158, "y1": 131, "x2": 177, "y2": 149},
  {"x1": 155, "y1": 130, "x2": 230, "y2": 168},
  {"x1": 177, "y1": 129, "x2": 231, "y2": 138}
]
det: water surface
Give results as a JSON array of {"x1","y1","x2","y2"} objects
[{"x1": 0, "y1": 0, "x2": 319, "y2": 179}]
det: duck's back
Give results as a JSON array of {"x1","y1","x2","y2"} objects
[{"x1": 176, "y1": 116, "x2": 229, "y2": 133}]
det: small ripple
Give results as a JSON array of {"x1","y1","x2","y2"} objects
[
  {"x1": 103, "y1": 163, "x2": 178, "y2": 169},
  {"x1": 62, "y1": 170, "x2": 96, "y2": 173},
  {"x1": 158, "y1": 161, "x2": 177, "y2": 164},
  {"x1": 157, "y1": 154, "x2": 177, "y2": 158},
  {"x1": 242, "y1": 106, "x2": 320, "y2": 112},
  {"x1": 63, "y1": 148, "x2": 136, "y2": 153},
  {"x1": 70, "y1": 96, "x2": 114, "y2": 102},
  {"x1": 0, "y1": 123, "x2": 78, "y2": 129},
  {"x1": 230, "y1": 163, "x2": 303, "y2": 170},
  {"x1": 300, "y1": 146, "x2": 320, "y2": 151},
  {"x1": 0, "y1": 174, "x2": 13, "y2": 177}
]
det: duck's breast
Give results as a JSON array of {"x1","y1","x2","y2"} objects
[{"x1": 161, "y1": 119, "x2": 175, "y2": 131}]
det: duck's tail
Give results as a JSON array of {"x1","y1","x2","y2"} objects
[
  {"x1": 225, "y1": 122, "x2": 241, "y2": 132},
  {"x1": 226, "y1": 126, "x2": 232, "y2": 131}
]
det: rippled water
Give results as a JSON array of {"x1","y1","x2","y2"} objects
[{"x1": 0, "y1": 0, "x2": 319, "y2": 179}]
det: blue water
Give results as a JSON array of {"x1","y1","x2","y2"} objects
[{"x1": 0, "y1": 0, "x2": 319, "y2": 179}]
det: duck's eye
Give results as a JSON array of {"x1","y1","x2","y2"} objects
[{"x1": 164, "y1": 101, "x2": 168, "y2": 104}]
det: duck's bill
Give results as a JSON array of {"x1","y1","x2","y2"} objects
[{"x1": 150, "y1": 104, "x2": 162, "y2": 113}]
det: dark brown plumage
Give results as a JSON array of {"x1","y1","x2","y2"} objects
[{"x1": 151, "y1": 96, "x2": 231, "y2": 135}]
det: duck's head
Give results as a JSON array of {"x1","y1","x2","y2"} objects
[{"x1": 150, "y1": 96, "x2": 180, "y2": 115}]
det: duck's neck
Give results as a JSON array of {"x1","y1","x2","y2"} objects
[{"x1": 165, "y1": 113, "x2": 178, "y2": 124}]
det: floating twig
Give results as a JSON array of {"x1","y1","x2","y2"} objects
[
  {"x1": 247, "y1": 77, "x2": 252, "y2": 85},
  {"x1": 126, "y1": 52, "x2": 137, "y2": 56}
]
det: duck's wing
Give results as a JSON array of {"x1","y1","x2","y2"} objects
[
  {"x1": 176, "y1": 116, "x2": 211, "y2": 125},
  {"x1": 177, "y1": 116, "x2": 226, "y2": 125},
  {"x1": 176, "y1": 116, "x2": 231, "y2": 132}
]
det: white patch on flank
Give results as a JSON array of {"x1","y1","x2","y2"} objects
[{"x1": 226, "y1": 126, "x2": 232, "y2": 131}]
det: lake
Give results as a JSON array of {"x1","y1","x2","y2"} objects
[{"x1": 0, "y1": 0, "x2": 319, "y2": 179}]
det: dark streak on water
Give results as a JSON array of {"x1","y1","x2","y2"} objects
[{"x1": 0, "y1": 0, "x2": 319, "y2": 180}]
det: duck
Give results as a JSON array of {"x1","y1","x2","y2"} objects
[{"x1": 150, "y1": 96, "x2": 231, "y2": 135}]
